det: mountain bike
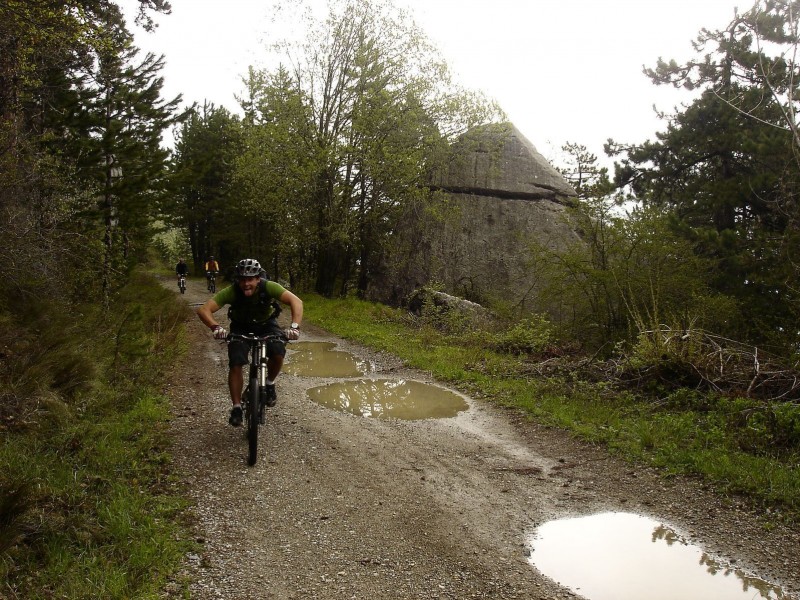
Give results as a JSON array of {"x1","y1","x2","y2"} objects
[
  {"x1": 178, "y1": 274, "x2": 187, "y2": 294},
  {"x1": 227, "y1": 331, "x2": 288, "y2": 466},
  {"x1": 207, "y1": 271, "x2": 218, "y2": 293}
]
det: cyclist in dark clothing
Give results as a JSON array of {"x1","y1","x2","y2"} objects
[
  {"x1": 196, "y1": 258, "x2": 302, "y2": 427},
  {"x1": 175, "y1": 258, "x2": 189, "y2": 287}
]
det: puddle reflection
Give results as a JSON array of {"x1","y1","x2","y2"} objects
[
  {"x1": 529, "y1": 512, "x2": 787, "y2": 600},
  {"x1": 308, "y1": 379, "x2": 468, "y2": 420},
  {"x1": 284, "y1": 342, "x2": 368, "y2": 377}
]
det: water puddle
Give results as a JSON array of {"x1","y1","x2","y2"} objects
[
  {"x1": 528, "y1": 512, "x2": 787, "y2": 600},
  {"x1": 307, "y1": 379, "x2": 469, "y2": 420},
  {"x1": 284, "y1": 342, "x2": 369, "y2": 377}
]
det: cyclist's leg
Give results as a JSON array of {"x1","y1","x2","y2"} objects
[
  {"x1": 267, "y1": 353, "x2": 284, "y2": 381},
  {"x1": 228, "y1": 365, "x2": 244, "y2": 406},
  {"x1": 263, "y1": 327, "x2": 287, "y2": 406},
  {"x1": 265, "y1": 331, "x2": 287, "y2": 381},
  {"x1": 227, "y1": 337, "x2": 250, "y2": 425}
]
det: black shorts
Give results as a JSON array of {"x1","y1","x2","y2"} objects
[{"x1": 228, "y1": 321, "x2": 286, "y2": 368}]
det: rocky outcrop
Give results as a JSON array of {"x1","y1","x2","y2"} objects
[
  {"x1": 431, "y1": 122, "x2": 576, "y2": 201},
  {"x1": 373, "y1": 122, "x2": 580, "y2": 313}
]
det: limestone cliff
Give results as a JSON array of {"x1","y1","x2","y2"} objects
[
  {"x1": 432, "y1": 122, "x2": 575, "y2": 201},
  {"x1": 374, "y1": 122, "x2": 580, "y2": 312}
]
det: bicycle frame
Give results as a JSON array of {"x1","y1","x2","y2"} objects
[
  {"x1": 227, "y1": 332, "x2": 287, "y2": 466},
  {"x1": 178, "y1": 274, "x2": 186, "y2": 293}
]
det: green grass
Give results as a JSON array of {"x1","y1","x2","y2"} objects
[
  {"x1": 304, "y1": 293, "x2": 800, "y2": 525},
  {"x1": 0, "y1": 270, "x2": 194, "y2": 599}
]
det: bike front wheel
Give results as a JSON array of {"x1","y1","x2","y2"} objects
[{"x1": 246, "y1": 376, "x2": 259, "y2": 465}]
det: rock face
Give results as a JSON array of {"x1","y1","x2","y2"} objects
[
  {"x1": 431, "y1": 122, "x2": 576, "y2": 200},
  {"x1": 375, "y1": 122, "x2": 580, "y2": 312},
  {"x1": 429, "y1": 123, "x2": 580, "y2": 308}
]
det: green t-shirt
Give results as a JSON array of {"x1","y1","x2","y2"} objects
[{"x1": 213, "y1": 280, "x2": 287, "y2": 326}]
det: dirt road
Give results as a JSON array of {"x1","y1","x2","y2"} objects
[{"x1": 162, "y1": 278, "x2": 800, "y2": 599}]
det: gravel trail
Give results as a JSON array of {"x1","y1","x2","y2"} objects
[{"x1": 162, "y1": 278, "x2": 800, "y2": 599}]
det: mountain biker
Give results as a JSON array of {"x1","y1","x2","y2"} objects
[
  {"x1": 204, "y1": 255, "x2": 220, "y2": 290},
  {"x1": 175, "y1": 258, "x2": 189, "y2": 286},
  {"x1": 196, "y1": 258, "x2": 302, "y2": 427}
]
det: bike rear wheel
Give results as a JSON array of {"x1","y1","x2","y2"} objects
[{"x1": 246, "y1": 376, "x2": 259, "y2": 465}]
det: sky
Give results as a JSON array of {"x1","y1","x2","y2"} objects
[{"x1": 121, "y1": 0, "x2": 743, "y2": 169}]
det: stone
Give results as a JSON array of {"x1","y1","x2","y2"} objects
[
  {"x1": 372, "y1": 122, "x2": 580, "y2": 315},
  {"x1": 432, "y1": 122, "x2": 576, "y2": 200}
]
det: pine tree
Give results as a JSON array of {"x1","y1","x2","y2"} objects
[
  {"x1": 65, "y1": 5, "x2": 184, "y2": 302},
  {"x1": 608, "y1": 1, "x2": 800, "y2": 351},
  {"x1": 171, "y1": 103, "x2": 243, "y2": 272}
]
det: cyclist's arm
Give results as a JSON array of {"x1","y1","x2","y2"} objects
[
  {"x1": 197, "y1": 286, "x2": 233, "y2": 331},
  {"x1": 279, "y1": 289, "x2": 303, "y2": 327},
  {"x1": 196, "y1": 298, "x2": 222, "y2": 331}
]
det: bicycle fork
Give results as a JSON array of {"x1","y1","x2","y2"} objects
[{"x1": 257, "y1": 342, "x2": 268, "y2": 423}]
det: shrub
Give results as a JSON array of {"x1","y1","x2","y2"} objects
[{"x1": 492, "y1": 315, "x2": 555, "y2": 355}]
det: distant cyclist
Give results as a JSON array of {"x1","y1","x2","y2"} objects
[
  {"x1": 196, "y1": 258, "x2": 302, "y2": 427},
  {"x1": 204, "y1": 255, "x2": 220, "y2": 291},
  {"x1": 175, "y1": 257, "x2": 189, "y2": 287}
]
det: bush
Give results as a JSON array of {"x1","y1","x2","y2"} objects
[{"x1": 491, "y1": 315, "x2": 555, "y2": 355}]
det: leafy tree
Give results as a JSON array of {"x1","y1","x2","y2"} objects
[
  {"x1": 241, "y1": 0, "x2": 503, "y2": 296},
  {"x1": 530, "y1": 144, "x2": 729, "y2": 350},
  {"x1": 233, "y1": 66, "x2": 317, "y2": 285},
  {"x1": 557, "y1": 142, "x2": 614, "y2": 201},
  {"x1": 86, "y1": 30, "x2": 183, "y2": 300},
  {"x1": 609, "y1": 0, "x2": 800, "y2": 352},
  {"x1": 0, "y1": 1, "x2": 177, "y2": 301},
  {"x1": 171, "y1": 103, "x2": 243, "y2": 272}
]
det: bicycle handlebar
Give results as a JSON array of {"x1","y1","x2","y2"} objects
[{"x1": 226, "y1": 332, "x2": 289, "y2": 344}]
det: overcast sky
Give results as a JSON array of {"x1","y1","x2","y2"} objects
[{"x1": 121, "y1": 0, "x2": 742, "y2": 168}]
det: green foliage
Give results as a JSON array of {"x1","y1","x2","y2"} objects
[
  {"x1": 608, "y1": 1, "x2": 800, "y2": 353},
  {"x1": 233, "y1": 67, "x2": 316, "y2": 283},
  {"x1": 490, "y1": 315, "x2": 555, "y2": 355},
  {"x1": 533, "y1": 189, "x2": 732, "y2": 352},
  {"x1": 171, "y1": 102, "x2": 243, "y2": 273},
  {"x1": 556, "y1": 142, "x2": 615, "y2": 201},
  {"x1": 717, "y1": 396, "x2": 800, "y2": 457},
  {"x1": 1, "y1": 4, "x2": 191, "y2": 591},
  {"x1": 1, "y1": 1, "x2": 182, "y2": 306},
  {"x1": 201, "y1": 0, "x2": 505, "y2": 297},
  {"x1": 0, "y1": 271, "x2": 193, "y2": 598}
]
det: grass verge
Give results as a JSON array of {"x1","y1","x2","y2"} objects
[
  {"x1": 0, "y1": 270, "x2": 194, "y2": 599},
  {"x1": 303, "y1": 293, "x2": 800, "y2": 526}
]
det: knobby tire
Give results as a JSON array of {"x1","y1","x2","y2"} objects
[{"x1": 247, "y1": 376, "x2": 259, "y2": 466}]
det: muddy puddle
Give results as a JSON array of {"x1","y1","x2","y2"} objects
[
  {"x1": 307, "y1": 379, "x2": 469, "y2": 420},
  {"x1": 284, "y1": 342, "x2": 370, "y2": 377},
  {"x1": 528, "y1": 511, "x2": 787, "y2": 600}
]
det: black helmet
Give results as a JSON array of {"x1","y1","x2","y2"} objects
[{"x1": 235, "y1": 258, "x2": 262, "y2": 278}]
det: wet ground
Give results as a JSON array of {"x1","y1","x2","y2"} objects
[{"x1": 161, "y1": 278, "x2": 800, "y2": 599}]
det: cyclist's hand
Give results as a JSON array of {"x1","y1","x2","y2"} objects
[
  {"x1": 286, "y1": 328, "x2": 300, "y2": 341},
  {"x1": 212, "y1": 325, "x2": 227, "y2": 340}
]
